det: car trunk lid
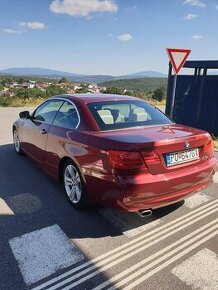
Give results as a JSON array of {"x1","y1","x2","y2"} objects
[{"x1": 89, "y1": 124, "x2": 212, "y2": 174}]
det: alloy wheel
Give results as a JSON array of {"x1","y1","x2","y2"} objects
[
  {"x1": 13, "y1": 130, "x2": 21, "y2": 153},
  {"x1": 64, "y1": 164, "x2": 82, "y2": 204}
]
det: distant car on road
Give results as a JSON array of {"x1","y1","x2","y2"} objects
[{"x1": 13, "y1": 94, "x2": 217, "y2": 216}]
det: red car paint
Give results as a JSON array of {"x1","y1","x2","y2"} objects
[{"x1": 13, "y1": 94, "x2": 217, "y2": 211}]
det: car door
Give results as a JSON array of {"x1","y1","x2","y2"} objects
[
  {"x1": 44, "y1": 100, "x2": 87, "y2": 179},
  {"x1": 21, "y1": 99, "x2": 64, "y2": 165}
]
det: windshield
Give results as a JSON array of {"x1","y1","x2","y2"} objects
[{"x1": 87, "y1": 100, "x2": 173, "y2": 131}]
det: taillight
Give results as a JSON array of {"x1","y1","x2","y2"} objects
[
  {"x1": 107, "y1": 150, "x2": 144, "y2": 169},
  {"x1": 203, "y1": 137, "x2": 214, "y2": 158},
  {"x1": 141, "y1": 150, "x2": 160, "y2": 166}
]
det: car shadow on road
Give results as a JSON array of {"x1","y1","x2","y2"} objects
[
  {"x1": 0, "y1": 144, "x2": 184, "y2": 241},
  {"x1": 0, "y1": 143, "x2": 185, "y2": 289}
]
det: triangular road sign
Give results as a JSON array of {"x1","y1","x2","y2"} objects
[{"x1": 167, "y1": 48, "x2": 191, "y2": 74}]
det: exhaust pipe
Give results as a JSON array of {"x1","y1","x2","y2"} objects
[{"x1": 137, "y1": 209, "x2": 152, "y2": 218}]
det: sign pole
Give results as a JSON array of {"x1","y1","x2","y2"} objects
[{"x1": 170, "y1": 74, "x2": 177, "y2": 118}]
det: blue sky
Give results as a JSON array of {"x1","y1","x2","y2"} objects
[{"x1": 0, "y1": 0, "x2": 218, "y2": 75}]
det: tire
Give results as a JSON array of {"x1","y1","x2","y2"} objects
[
  {"x1": 13, "y1": 129, "x2": 23, "y2": 155},
  {"x1": 62, "y1": 161, "x2": 90, "y2": 209}
]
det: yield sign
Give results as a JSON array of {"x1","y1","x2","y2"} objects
[{"x1": 167, "y1": 48, "x2": 191, "y2": 74}]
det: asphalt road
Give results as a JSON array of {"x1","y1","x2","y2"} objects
[{"x1": 0, "y1": 107, "x2": 218, "y2": 290}]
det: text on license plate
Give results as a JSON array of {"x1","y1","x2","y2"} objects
[{"x1": 165, "y1": 148, "x2": 199, "y2": 167}]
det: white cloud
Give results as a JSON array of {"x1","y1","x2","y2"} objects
[
  {"x1": 216, "y1": 5, "x2": 218, "y2": 10},
  {"x1": 19, "y1": 22, "x2": 45, "y2": 30},
  {"x1": 2, "y1": 28, "x2": 23, "y2": 34},
  {"x1": 1, "y1": 21, "x2": 45, "y2": 35},
  {"x1": 184, "y1": 0, "x2": 206, "y2": 8},
  {"x1": 184, "y1": 13, "x2": 198, "y2": 20},
  {"x1": 192, "y1": 34, "x2": 204, "y2": 39},
  {"x1": 118, "y1": 34, "x2": 132, "y2": 41},
  {"x1": 50, "y1": 0, "x2": 118, "y2": 17},
  {"x1": 125, "y1": 5, "x2": 137, "y2": 12}
]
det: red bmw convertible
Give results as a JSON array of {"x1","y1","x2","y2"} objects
[{"x1": 13, "y1": 94, "x2": 217, "y2": 214}]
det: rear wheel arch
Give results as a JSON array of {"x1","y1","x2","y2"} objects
[
  {"x1": 59, "y1": 157, "x2": 71, "y2": 183},
  {"x1": 12, "y1": 125, "x2": 16, "y2": 133},
  {"x1": 58, "y1": 157, "x2": 85, "y2": 184}
]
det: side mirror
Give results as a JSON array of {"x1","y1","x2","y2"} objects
[{"x1": 19, "y1": 111, "x2": 30, "y2": 119}]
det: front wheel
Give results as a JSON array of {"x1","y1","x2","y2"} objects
[
  {"x1": 63, "y1": 161, "x2": 90, "y2": 209},
  {"x1": 13, "y1": 129, "x2": 23, "y2": 154}
]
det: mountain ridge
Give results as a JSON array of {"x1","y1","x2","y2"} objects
[{"x1": 0, "y1": 67, "x2": 167, "y2": 83}]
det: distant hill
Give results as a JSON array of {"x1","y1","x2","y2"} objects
[
  {"x1": 0, "y1": 67, "x2": 167, "y2": 83},
  {"x1": 0, "y1": 67, "x2": 115, "y2": 83},
  {"x1": 119, "y1": 71, "x2": 167, "y2": 79},
  {"x1": 0, "y1": 67, "x2": 82, "y2": 77},
  {"x1": 101, "y1": 77, "x2": 168, "y2": 92}
]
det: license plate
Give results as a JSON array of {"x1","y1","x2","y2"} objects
[{"x1": 165, "y1": 148, "x2": 199, "y2": 167}]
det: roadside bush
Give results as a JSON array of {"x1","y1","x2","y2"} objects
[
  {"x1": 152, "y1": 87, "x2": 166, "y2": 102},
  {"x1": 104, "y1": 87, "x2": 123, "y2": 95},
  {"x1": 46, "y1": 85, "x2": 66, "y2": 98},
  {"x1": 12, "y1": 88, "x2": 45, "y2": 99}
]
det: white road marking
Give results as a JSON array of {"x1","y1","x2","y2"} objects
[
  {"x1": 0, "y1": 198, "x2": 14, "y2": 215},
  {"x1": 99, "y1": 208, "x2": 161, "y2": 237},
  {"x1": 122, "y1": 219, "x2": 161, "y2": 237},
  {"x1": 213, "y1": 172, "x2": 218, "y2": 183},
  {"x1": 122, "y1": 230, "x2": 218, "y2": 290},
  {"x1": 172, "y1": 248, "x2": 218, "y2": 290},
  {"x1": 9, "y1": 224, "x2": 84, "y2": 285},
  {"x1": 96, "y1": 220, "x2": 218, "y2": 290},
  {"x1": 33, "y1": 201, "x2": 218, "y2": 290},
  {"x1": 185, "y1": 192, "x2": 210, "y2": 209}
]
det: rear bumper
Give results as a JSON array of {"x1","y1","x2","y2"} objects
[
  {"x1": 86, "y1": 157, "x2": 217, "y2": 212},
  {"x1": 120, "y1": 177, "x2": 213, "y2": 211}
]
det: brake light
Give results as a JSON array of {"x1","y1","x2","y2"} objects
[
  {"x1": 107, "y1": 150, "x2": 144, "y2": 169},
  {"x1": 203, "y1": 137, "x2": 214, "y2": 158},
  {"x1": 141, "y1": 150, "x2": 160, "y2": 166}
]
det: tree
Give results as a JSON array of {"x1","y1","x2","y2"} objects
[
  {"x1": 46, "y1": 85, "x2": 66, "y2": 98},
  {"x1": 18, "y1": 77, "x2": 25, "y2": 84},
  {"x1": 13, "y1": 88, "x2": 29, "y2": 99},
  {"x1": 1, "y1": 78, "x2": 12, "y2": 86},
  {"x1": 12, "y1": 88, "x2": 45, "y2": 99},
  {"x1": 28, "y1": 88, "x2": 45, "y2": 98},
  {"x1": 152, "y1": 87, "x2": 166, "y2": 102},
  {"x1": 104, "y1": 87, "x2": 122, "y2": 95},
  {"x1": 59, "y1": 77, "x2": 68, "y2": 84}
]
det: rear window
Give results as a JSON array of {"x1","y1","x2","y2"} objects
[{"x1": 87, "y1": 100, "x2": 172, "y2": 131}]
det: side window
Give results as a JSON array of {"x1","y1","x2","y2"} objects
[
  {"x1": 33, "y1": 100, "x2": 64, "y2": 124},
  {"x1": 53, "y1": 101, "x2": 80, "y2": 129}
]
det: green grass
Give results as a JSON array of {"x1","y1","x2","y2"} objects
[
  {"x1": 150, "y1": 99, "x2": 166, "y2": 106},
  {"x1": 0, "y1": 95, "x2": 166, "y2": 108},
  {"x1": 213, "y1": 139, "x2": 218, "y2": 150},
  {"x1": 211, "y1": 135, "x2": 218, "y2": 150},
  {"x1": 0, "y1": 97, "x2": 46, "y2": 107}
]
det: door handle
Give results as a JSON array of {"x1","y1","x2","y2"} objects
[{"x1": 40, "y1": 129, "x2": 47, "y2": 134}]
